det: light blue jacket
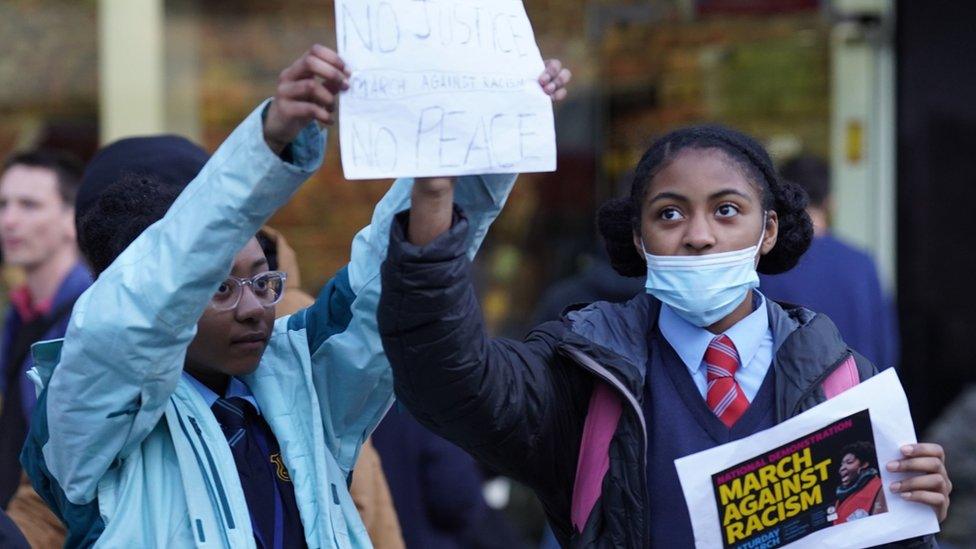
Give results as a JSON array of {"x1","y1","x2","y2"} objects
[{"x1": 20, "y1": 101, "x2": 516, "y2": 548}]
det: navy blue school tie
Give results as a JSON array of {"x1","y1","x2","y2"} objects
[{"x1": 211, "y1": 397, "x2": 306, "y2": 548}]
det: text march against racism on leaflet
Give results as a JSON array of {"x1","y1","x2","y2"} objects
[
  {"x1": 675, "y1": 369, "x2": 939, "y2": 548},
  {"x1": 334, "y1": 0, "x2": 556, "y2": 179},
  {"x1": 712, "y1": 410, "x2": 881, "y2": 547}
]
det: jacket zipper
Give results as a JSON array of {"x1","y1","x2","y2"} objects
[
  {"x1": 171, "y1": 405, "x2": 235, "y2": 546},
  {"x1": 563, "y1": 345, "x2": 652, "y2": 549},
  {"x1": 788, "y1": 351, "x2": 855, "y2": 418},
  {"x1": 187, "y1": 416, "x2": 238, "y2": 532}
]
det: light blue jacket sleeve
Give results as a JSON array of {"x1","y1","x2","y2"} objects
[
  {"x1": 310, "y1": 173, "x2": 517, "y2": 471},
  {"x1": 43, "y1": 101, "x2": 325, "y2": 505}
]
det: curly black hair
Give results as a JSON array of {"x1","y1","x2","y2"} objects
[
  {"x1": 78, "y1": 173, "x2": 183, "y2": 277},
  {"x1": 841, "y1": 441, "x2": 878, "y2": 469},
  {"x1": 596, "y1": 125, "x2": 813, "y2": 277}
]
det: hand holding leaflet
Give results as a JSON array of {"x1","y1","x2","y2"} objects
[{"x1": 675, "y1": 369, "x2": 941, "y2": 548}]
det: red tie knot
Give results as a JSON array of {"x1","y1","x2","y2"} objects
[{"x1": 705, "y1": 335, "x2": 740, "y2": 381}]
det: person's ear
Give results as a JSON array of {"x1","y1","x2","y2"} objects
[
  {"x1": 632, "y1": 229, "x2": 645, "y2": 260},
  {"x1": 760, "y1": 210, "x2": 778, "y2": 256}
]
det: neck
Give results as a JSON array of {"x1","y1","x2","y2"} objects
[
  {"x1": 706, "y1": 290, "x2": 753, "y2": 335},
  {"x1": 24, "y1": 245, "x2": 78, "y2": 304},
  {"x1": 808, "y1": 207, "x2": 828, "y2": 237},
  {"x1": 185, "y1": 365, "x2": 231, "y2": 396}
]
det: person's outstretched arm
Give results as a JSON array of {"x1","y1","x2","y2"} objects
[
  {"x1": 378, "y1": 179, "x2": 591, "y2": 521},
  {"x1": 275, "y1": 170, "x2": 521, "y2": 474},
  {"x1": 30, "y1": 45, "x2": 344, "y2": 507}
]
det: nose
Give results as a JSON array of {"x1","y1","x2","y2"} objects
[
  {"x1": 682, "y1": 213, "x2": 716, "y2": 253},
  {"x1": 233, "y1": 285, "x2": 265, "y2": 323}
]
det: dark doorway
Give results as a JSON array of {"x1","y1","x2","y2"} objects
[{"x1": 896, "y1": 0, "x2": 976, "y2": 429}]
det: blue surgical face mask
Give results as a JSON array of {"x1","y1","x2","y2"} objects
[{"x1": 642, "y1": 214, "x2": 767, "y2": 328}]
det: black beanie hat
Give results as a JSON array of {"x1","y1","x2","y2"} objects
[{"x1": 75, "y1": 135, "x2": 209, "y2": 232}]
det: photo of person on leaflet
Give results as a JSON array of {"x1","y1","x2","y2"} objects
[{"x1": 833, "y1": 441, "x2": 888, "y2": 524}]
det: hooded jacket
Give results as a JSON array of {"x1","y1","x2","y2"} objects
[
  {"x1": 19, "y1": 102, "x2": 518, "y2": 548},
  {"x1": 262, "y1": 225, "x2": 405, "y2": 549},
  {"x1": 378, "y1": 209, "x2": 935, "y2": 548}
]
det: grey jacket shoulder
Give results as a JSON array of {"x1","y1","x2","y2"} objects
[
  {"x1": 767, "y1": 299, "x2": 879, "y2": 419},
  {"x1": 564, "y1": 293, "x2": 655, "y2": 373}
]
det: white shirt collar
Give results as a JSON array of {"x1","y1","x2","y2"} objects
[
  {"x1": 182, "y1": 371, "x2": 261, "y2": 415},
  {"x1": 658, "y1": 291, "x2": 768, "y2": 375}
]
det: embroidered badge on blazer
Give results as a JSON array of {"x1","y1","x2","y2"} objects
[{"x1": 270, "y1": 453, "x2": 291, "y2": 482}]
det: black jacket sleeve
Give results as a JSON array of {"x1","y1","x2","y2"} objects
[{"x1": 378, "y1": 208, "x2": 591, "y2": 517}]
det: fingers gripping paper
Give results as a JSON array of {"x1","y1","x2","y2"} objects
[
  {"x1": 675, "y1": 370, "x2": 939, "y2": 548},
  {"x1": 335, "y1": 0, "x2": 556, "y2": 179}
]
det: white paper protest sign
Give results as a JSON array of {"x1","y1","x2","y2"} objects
[
  {"x1": 675, "y1": 369, "x2": 939, "y2": 548},
  {"x1": 335, "y1": 0, "x2": 556, "y2": 179}
]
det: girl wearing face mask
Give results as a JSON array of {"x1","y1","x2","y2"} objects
[{"x1": 377, "y1": 126, "x2": 951, "y2": 548}]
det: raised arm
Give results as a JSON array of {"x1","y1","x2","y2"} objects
[
  {"x1": 293, "y1": 171, "x2": 519, "y2": 473},
  {"x1": 303, "y1": 59, "x2": 574, "y2": 472},
  {"x1": 376, "y1": 62, "x2": 590, "y2": 498},
  {"x1": 37, "y1": 46, "x2": 344, "y2": 506},
  {"x1": 377, "y1": 195, "x2": 591, "y2": 505}
]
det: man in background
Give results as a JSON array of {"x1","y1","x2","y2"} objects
[
  {"x1": 759, "y1": 155, "x2": 899, "y2": 369},
  {"x1": 0, "y1": 150, "x2": 91, "y2": 546}
]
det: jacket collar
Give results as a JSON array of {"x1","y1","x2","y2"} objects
[
  {"x1": 555, "y1": 294, "x2": 850, "y2": 414},
  {"x1": 768, "y1": 300, "x2": 852, "y2": 419},
  {"x1": 26, "y1": 338, "x2": 64, "y2": 390}
]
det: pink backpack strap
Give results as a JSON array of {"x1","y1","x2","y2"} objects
[
  {"x1": 822, "y1": 354, "x2": 860, "y2": 399},
  {"x1": 571, "y1": 382, "x2": 623, "y2": 532}
]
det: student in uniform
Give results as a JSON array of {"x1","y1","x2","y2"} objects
[
  {"x1": 377, "y1": 126, "x2": 951, "y2": 547},
  {"x1": 20, "y1": 45, "x2": 571, "y2": 548}
]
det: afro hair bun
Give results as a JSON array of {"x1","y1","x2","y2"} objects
[
  {"x1": 596, "y1": 197, "x2": 646, "y2": 277},
  {"x1": 757, "y1": 177, "x2": 813, "y2": 274}
]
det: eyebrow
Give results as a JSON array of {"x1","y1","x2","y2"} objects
[
  {"x1": 647, "y1": 188, "x2": 753, "y2": 205},
  {"x1": 709, "y1": 188, "x2": 753, "y2": 202},
  {"x1": 647, "y1": 191, "x2": 688, "y2": 205},
  {"x1": 251, "y1": 258, "x2": 269, "y2": 270}
]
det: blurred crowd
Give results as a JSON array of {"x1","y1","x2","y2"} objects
[{"x1": 3, "y1": 138, "x2": 956, "y2": 548}]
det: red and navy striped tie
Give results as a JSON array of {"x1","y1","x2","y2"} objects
[{"x1": 705, "y1": 335, "x2": 750, "y2": 427}]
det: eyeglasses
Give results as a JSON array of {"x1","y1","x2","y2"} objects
[{"x1": 209, "y1": 271, "x2": 288, "y2": 311}]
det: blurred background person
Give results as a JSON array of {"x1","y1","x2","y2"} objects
[
  {"x1": 926, "y1": 385, "x2": 976, "y2": 548},
  {"x1": 0, "y1": 150, "x2": 90, "y2": 547},
  {"x1": 530, "y1": 171, "x2": 643, "y2": 325},
  {"x1": 760, "y1": 155, "x2": 899, "y2": 369},
  {"x1": 530, "y1": 244, "x2": 643, "y2": 325},
  {"x1": 372, "y1": 409, "x2": 528, "y2": 549},
  {"x1": 0, "y1": 508, "x2": 28, "y2": 549}
]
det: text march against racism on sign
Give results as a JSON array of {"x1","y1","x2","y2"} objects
[
  {"x1": 675, "y1": 370, "x2": 939, "y2": 548},
  {"x1": 334, "y1": 0, "x2": 556, "y2": 179}
]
